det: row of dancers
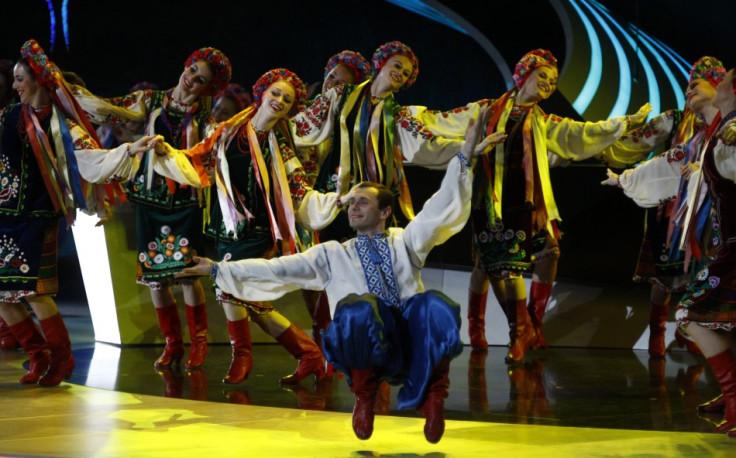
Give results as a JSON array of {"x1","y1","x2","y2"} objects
[{"x1": 1, "y1": 37, "x2": 735, "y2": 441}]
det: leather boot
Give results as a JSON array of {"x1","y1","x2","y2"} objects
[
  {"x1": 467, "y1": 290, "x2": 488, "y2": 351},
  {"x1": 418, "y1": 358, "x2": 451, "y2": 443},
  {"x1": 154, "y1": 303, "x2": 184, "y2": 369},
  {"x1": 276, "y1": 324, "x2": 326, "y2": 384},
  {"x1": 374, "y1": 381, "x2": 391, "y2": 415},
  {"x1": 504, "y1": 299, "x2": 537, "y2": 364},
  {"x1": 311, "y1": 292, "x2": 332, "y2": 350},
  {"x1": 9, "y1": 316, "x2": 51, "y2": 383},
  {"x1": 527, "y1": 281, "x2": 552, "y2": 349},
  {"x1": 698, "y1": 394, "x2": 726, "y2": 414},
  {"x1": 223, "y1": 318, "x2": 253, "y2": 384},
  {"x1": 707, "y1": 350, "x2": 736, "y2": 433},
  {"x1": 0, "y1": 317, "x2": 19, "y2": 350},
  {"x1": 185, "y1": 304, "x2": 208, "y2": 369},
  {"x1": 648, "y1": 300, "x2": 669, "y2": 358},
  {"x1": 350, "y1": 367, "x2": 379, "y2": 440},
  {"x1": 38, "y1": 314, "x2": 75, "y2": 386}
]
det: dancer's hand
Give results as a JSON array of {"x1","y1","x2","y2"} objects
[
  {"x1": 717, "y1": 119, "x2": 736, "y2": 145},
  {"x1": 627, "y1": 103, "x2": 652, "y2": 127},
  {"x1": 680, "y1": 161, "x2": 700, "y2": 179},
  {"x1": 127, "y1": 135, "x2": 159, "y2": 156},
  {"x1": 600, "y1": 168, "x2": 621, "y2": 187},
  {"x1": 176, "y1": 256, "x2": 216, "y2": 278}
]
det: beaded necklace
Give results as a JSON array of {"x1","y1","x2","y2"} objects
[{"x1": 159, "y1": 90, "x2": 199, "y2": 145}]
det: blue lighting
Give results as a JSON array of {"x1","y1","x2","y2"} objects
[
  {"x1": 581, "y1": 0, "x2": 631, "y2": 118},
  {"x1": 62, "y1": 0, "x2": 70, "y2": 51},
  {"x1": 46, "y1": 0, "x2": 57, "y2": 51},
  {"x1": 568, "y1": 0, "x2": 603, "y2": 115},
  {"x1": 590, "y1": 2, "x2": 659, "y2": 119},
  {"x1": 630, "y1": 29, "x2": 686, "y2": 111}
]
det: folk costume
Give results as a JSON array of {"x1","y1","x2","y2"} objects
[
  {"x1": 413, "y1": 49, "x2": 637, "y2": 360},
  {"x1": 613, "y1": 57, "x2": 727, "y2": 356},
  {"x1": 163, "y1": 69, "x2": 343, "y2": 385},
  {"x1": 71, "y1": 47, "x2": 232, "y2": 370},
  {"x1": 211, "y1": 153, "x2": 472, "y2": 443},
  {"x1": 0, "y1": 39, "x2": 114, "y2": 386},
  {"x1": 675, "y1": 111, "x2": 736, "y2": 436}
]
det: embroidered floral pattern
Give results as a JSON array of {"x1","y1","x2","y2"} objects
[
  {"x1": 0, "y1": 235, "x2": 30, "y2": 277},
  {"x1": 0, "y1": 154, "x2": 20, "y2": 204},
  {"x1": 138, "y1": 225, "x2": 193, "y2": 270},
  {"x1": 294, "y1": 90, "x2": 337, "y2": 137},
  {"x1": 396, "y1": 108, "x2": 435, "y2": 140},
  {"x1": 666, "y1": 144, "x2": 687, "y2": 163}
]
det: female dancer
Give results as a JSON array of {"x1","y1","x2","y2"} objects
[
  {"x1": 157, "y1": 69, "x2": 343, "y2": 385},
  {"x1": 71, "y1": 47, "x2": 232, "y2": 370},
  {"x1": 416, "y1": 49, "x2": 650, "y2": 362},
  {"x1": 601, "y1": 57, "x2": 725, "y2": 357},
  {"x1": 212, "y1": 83, "x2": 251, "y2": 123},
  {"x1": 673, "y1": 68, "x2": 736, "y2": 437},
  {"x1": 298, "y1": 49, "x2": 372, "y2": 347},
  {"x1": 0, "y1": 39, "x2": 155, "y2": 386}
]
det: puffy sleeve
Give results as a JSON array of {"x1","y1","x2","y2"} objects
[
  {"x1": 70, "y1": 85, "x2": 151, "y2": 125},
  {"x1": 617, "y1": 143, "x2": 687, "y2": 207},
  {"x1": 291, "y1": 85, "x2": 344, "y2": 148},
  {"x1": 215, "y1": 243, "x2": 332, "y2": 301},
  {"x1": 405, "y1": 99, "x2": 492, "y2": 138},
  {"x1": 713, "y1": 136, "x2": 736, "y2": 182},
  {"x1": 403, "y1": 155, "x2": 472, "y2": 266},
  {"x1": 595, "y1": 110, "x2": 680, "y2": 168},
  {"x1": 394, "y1": 106, "x2": 469, "y2": 170},
  {"x1": 544, "y1": 112, "x2": 628, "y2": 161}
]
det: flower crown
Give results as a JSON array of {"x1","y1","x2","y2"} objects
[
  {"x1": 371, "y1": 41, "x2": 419, "y2": 90},
  {"x1": 252, "y1": 68, "x2": 307, "y2": 117}
]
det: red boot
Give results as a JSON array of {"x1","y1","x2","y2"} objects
[
  {"x1": 276, "y1": 324, "x2": 326, "y2": 384},
  {"x1": 0, "y1": 317, "x2": 19, "y2": 350},
  {"x1": 707, "y1": 350, "x2": 736, "y2": 433},
  {"x1": 223, "y1": 318, "x2": 253, "y2": 384},
  {"x1": 38, "y1": 314, "x2": 75, "y2": 386},
  {"x1": 185, "y1": 304, "x2": 208, "y2": 369},
  {"x1": 154, "y1": 303, "x2": 184, "y2": 369},
  {"x1": 312, "y1": 292, "x2": 332, "y2": 350},
  {"x1": 527, "y1": 281, "x2": 552, "y2": 349},
  {"x1": 648, "y1": 299, "x2": 669, "y2": 358},
  {"x1": 350, "y1": 367, "x2": 379, "y2": 440},
  {"x1": 418, "y1": 358, "x2": 451, "y2": 443},
  {"x1": 8, "y1": 316, "x2": 51, "y2": 384},
  {"x1": 504, "y1": 299, "x2": 537, "y2": 364},
  {"x1": 467, "y1": 290, "x2": 488, "y2": 351},
  {"x1": 698, "y1": 394, "x2": 726, "y2": 414}
]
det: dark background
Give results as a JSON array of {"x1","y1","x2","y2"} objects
[{"x1": 1, "y1": 0, "x2": 732, "y2": 285}]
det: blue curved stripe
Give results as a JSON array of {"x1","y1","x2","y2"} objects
[
  {"x1": 62, "y1": 0, "x2": 70, "y2": 50},
  {"x1": 590, "y1": 2, "x2": 659, "y2": 119},
  {"x1": 580, "y1": 0, "x2": 631, "y2": 118},
  {"x1": 631, "y1": 31, "x2": 687, "y2": 111},
  {"x1": 646, "y1": 34, "x2": 690, "y2": 79},
  {"x1": 568, "y1": 0, "x2": 603, "y2": 115}
]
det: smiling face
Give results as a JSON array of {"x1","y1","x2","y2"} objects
[
  {"x1": 685, "y1": 78, "x2": 716, "y2": 113},
  {"x1": 346, "y1": 185, "x2": 392, "y2": 235},
  {"x1": 177, "y1": 59, "x2": 214, "y2": 99},
  {"x1": 12, "y1": 62, "x2": 42, "y2": 106},
  {"x1": 260, "y1": 80, "x2": 295, "y2": 120},
  {"x1": 322, "y1": 64, "x2": 355, "y2": 94},
  {"x1": 518, "y1": 65, "x2": 558, "y2": 103},
  {"x1": 375, "y1": 55, "x2": 413, "y2": 94}
]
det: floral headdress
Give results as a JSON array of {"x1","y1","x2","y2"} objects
[
  {"x1": 513, "y1": 49, "x2": 558, "y2": 89},
  {"x1": 252, "y1": 68, "x2": 307, "y2": 117},
  {"x1": 184, "y1": 47, "x2": 232, "y2": 95},
  {"x1": 324, "y1": 50, "x2": 372, "y2": 84},
  {"x1": 689, "y1": 56, "x2": 726, "y2": 88},
  {"x1": 215, "y1": 83, "x2": 253, "y2": 112},
  {"x1": 20, "y1": 39, "x2": 58, "y2": 88},
  {"x1": 371, "y1": 41, "x2": 419, "y2": 90}
]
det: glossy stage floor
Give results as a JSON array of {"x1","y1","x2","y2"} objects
[{"x1": 1, "y1": 312, "x2": 735, "y2": 457}]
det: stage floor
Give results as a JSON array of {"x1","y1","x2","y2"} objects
[{"x1": 0, "y1": 314, "x2": 734, "y2": 457}]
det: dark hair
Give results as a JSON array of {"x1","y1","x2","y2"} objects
[
  {"x1": 354, "y1": 181, "x2": 395, "y2": 211},
  {"x1": 14, "y1": 58, "x2": 34, "y2": 80}
]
